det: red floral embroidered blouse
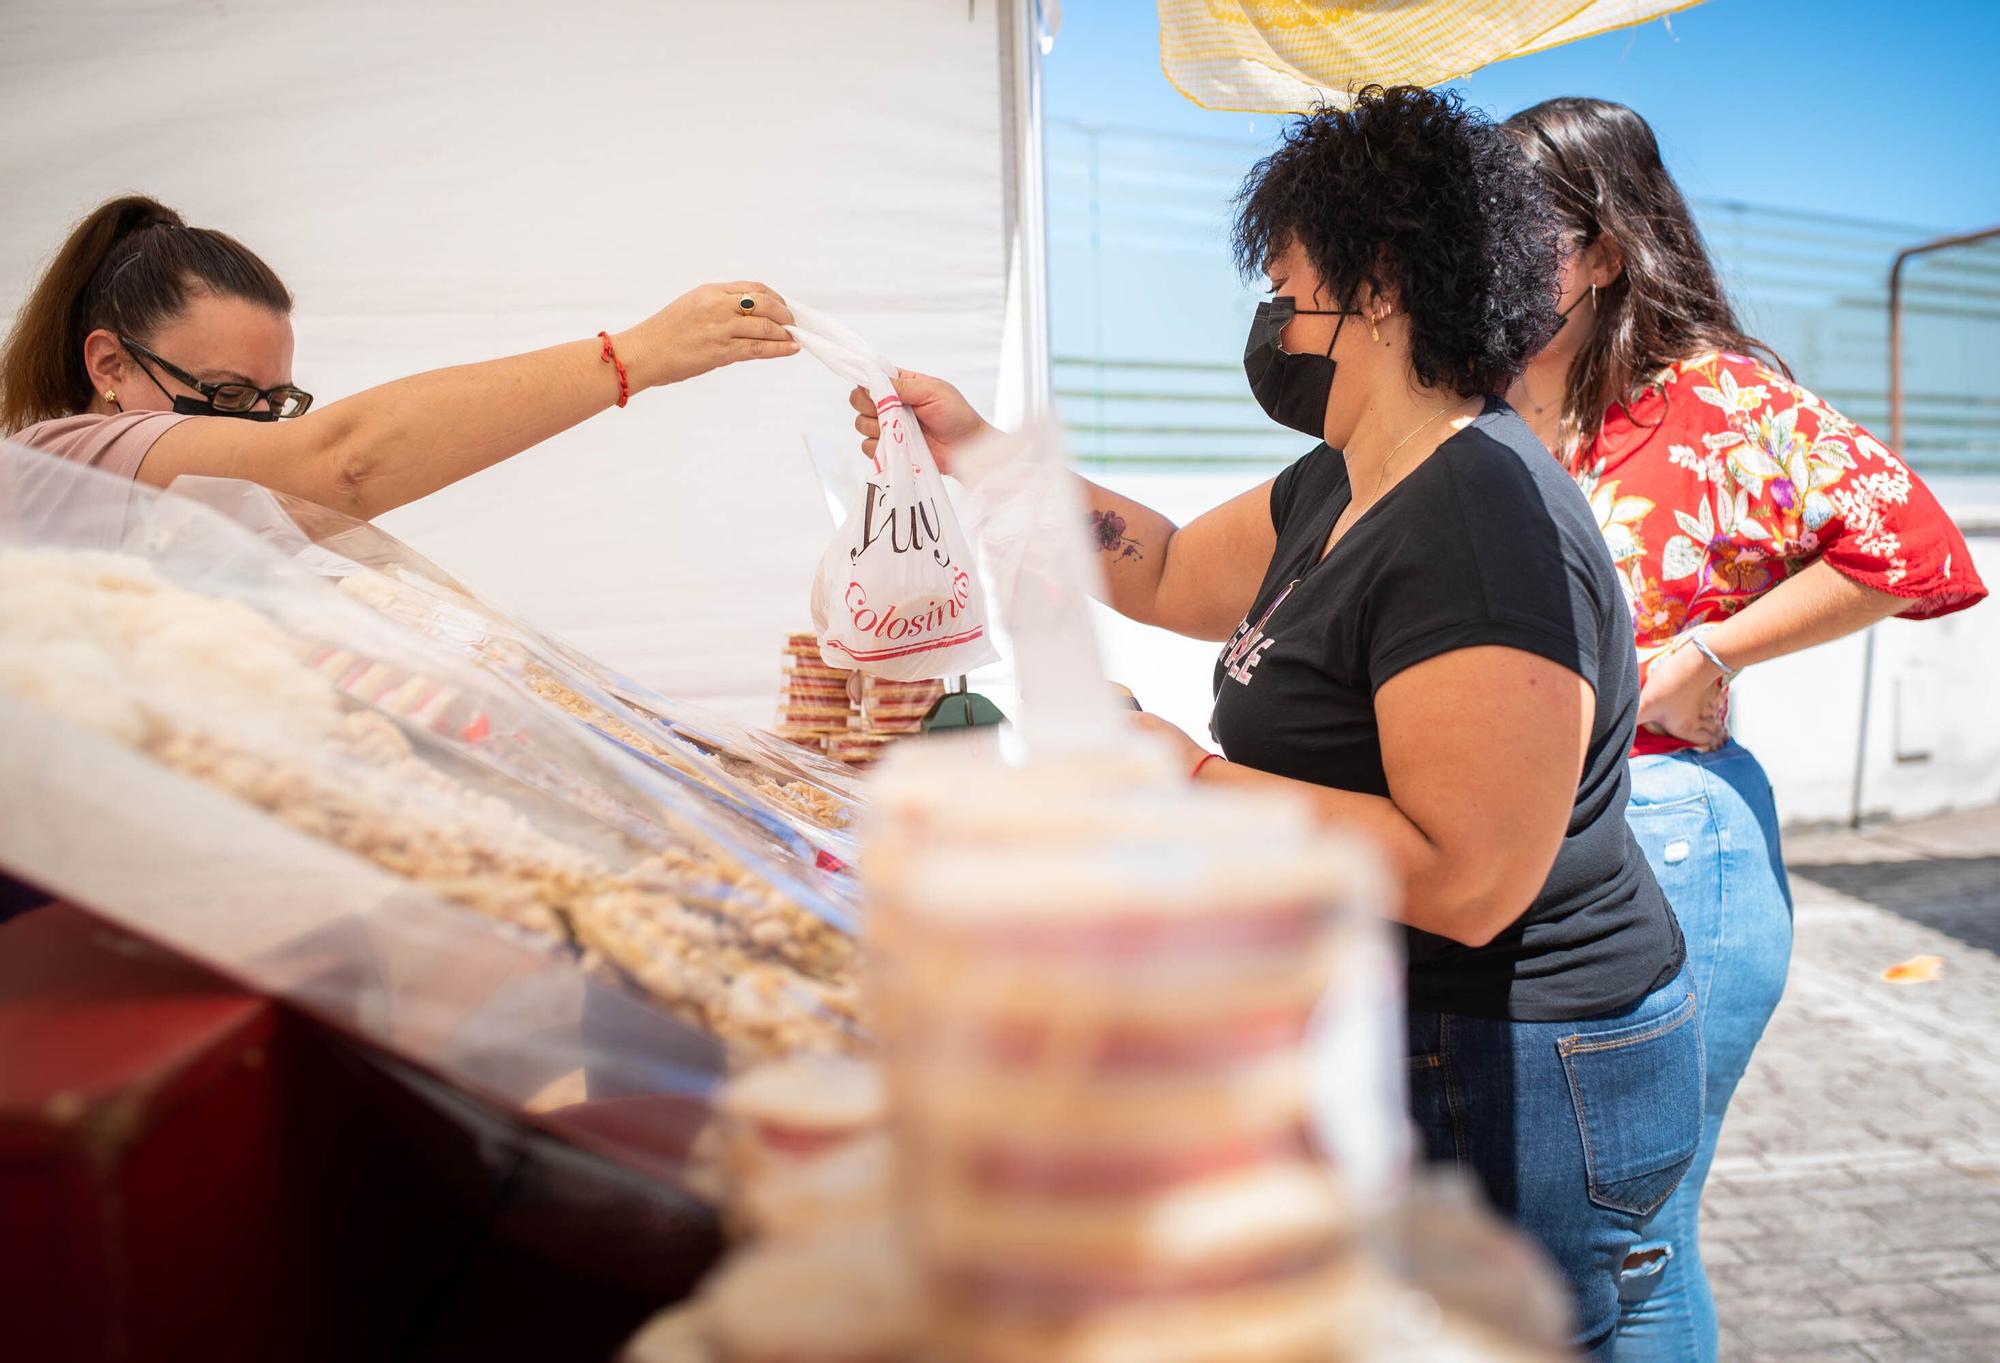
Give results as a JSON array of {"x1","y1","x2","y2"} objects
[{"x1": 1569, "y1": 352, "x2": 1988, "y2": 757}]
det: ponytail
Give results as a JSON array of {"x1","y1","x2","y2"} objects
[{"x1": 1, "y1": 195, "x2": 292, "y2": 433}]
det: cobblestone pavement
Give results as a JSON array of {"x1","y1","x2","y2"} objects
[{"x1": 1703, "y1": 806, "x2": 2000, "y2": 1363}]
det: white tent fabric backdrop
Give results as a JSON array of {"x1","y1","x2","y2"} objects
[{"x1": 0, "y1": 0, "x2": 1032, "y2": 722}]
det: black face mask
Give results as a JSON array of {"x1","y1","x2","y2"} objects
[
  {"x1": 1243, "y1": 296, "x2": 1360, "y2": 440},
  {"x1": 168, "y1": 395, "x2": 279, "y2": 421}
]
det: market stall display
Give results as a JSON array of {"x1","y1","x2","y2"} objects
[
  {"x1": 6, "y1": 426, "x2": 1575, "y2": 1362},
  {"x1": 0, "y1": 446, "x2": 860, "y2": 1081}
]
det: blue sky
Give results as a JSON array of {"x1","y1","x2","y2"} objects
[{"x1": 1046, "y1": 0, "x2": 2000, "y2": 233}]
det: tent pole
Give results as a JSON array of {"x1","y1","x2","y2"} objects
[{"x1": 995, "y1": 0, "x2": 1055, "y2": 426}]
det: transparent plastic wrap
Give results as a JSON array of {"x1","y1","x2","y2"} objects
[
  {"x1": 328, "y1": 565, "x2": 865, "y2": 891},
  {"x1": 954, "y1": 416, "x2": 1132, "y2": 756},
  {"x1": 163, "y1": 475, "x2": 866, "y2": 868},
  {"x1": 0, "y1": 447, "x2": 863, "y2": 1146}
]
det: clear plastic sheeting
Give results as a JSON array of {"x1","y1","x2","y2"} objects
[
  {"x1": 165, "y1": 474, "x2": 867, "y2": 876},
  {"x1": 0, "y1": 692, "x2": 715, "y2": 1111},
  {"x1": 0, "y1": 442, "x2": 870, "y2": 1194},
  {"x1": 956, "y1": 417, "x2": 1132, "y2": 758}
]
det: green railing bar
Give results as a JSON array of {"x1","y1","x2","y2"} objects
[
  {"x1": 1054, "y1": 388, "x2": 1252, "y2": 404},
  {"x1": 1056, "y1": 403, "x2": 1992, "y2": 429},
  {"x1": 1073, "y1": 456, "x2": 1289, "y2": 469},
  {"x1": 1063, "y1": 423, "x2": 1306, "y2": 439},
  {"x1": 1054, "y1": 357, "x2": 1247, "y2": 374},
  {"x1": 1053, "y1": 381, "x2": 1997, "y2": 411}
]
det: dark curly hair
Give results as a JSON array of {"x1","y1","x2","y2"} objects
[{"x1": 1233, "y1": 85, "x2": 1563, "y2": 399}]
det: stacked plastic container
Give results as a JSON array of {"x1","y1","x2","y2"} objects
[{"x1": 864, "y1": 750, "x2": 1396, "y2": 1363}]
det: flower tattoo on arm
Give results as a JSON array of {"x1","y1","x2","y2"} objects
[{"x1": 1089, "y1": 509, "x2": 1145, "y2": 561}]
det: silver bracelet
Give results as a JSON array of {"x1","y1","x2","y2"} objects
[{"x1": 1686, "y1": 628, "x2": 1740, "y2": 684}]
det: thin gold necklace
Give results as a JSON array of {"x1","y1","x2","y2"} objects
[
  {"x1": 1367, "y1": 397, "x2": 1466, "y2": 500},
  {"x1": 1325, "y1": 397, "x2": 1471, "y2": 561}
]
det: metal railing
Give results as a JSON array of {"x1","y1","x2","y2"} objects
[
  {"x1": 1850, "y1": 223, "x2": 2000, "y2": 827},
  {"x1": 1047, "y1": 119, "x2": 2000, "y2": 476}
]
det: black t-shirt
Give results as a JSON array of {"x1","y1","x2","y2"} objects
[{"x1": 1209, "y1": 399, "x2": 1682, "y2": 1022}]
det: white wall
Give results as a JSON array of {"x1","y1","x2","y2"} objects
[
  {"x1": 0, "y1": 0, "x2": 1020, "y2": 722},
  {"x1": 1733, "y1": 525, "x2": 2000, "y2": 827}
]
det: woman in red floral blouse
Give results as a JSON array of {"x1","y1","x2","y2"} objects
[{"x1": 1505, "y1": 97, "x2": 1988, "y2": 1363}]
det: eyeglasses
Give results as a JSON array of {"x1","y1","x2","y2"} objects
[{"x1": 120, "y1": 336, "x2": 313, "y2": 419}]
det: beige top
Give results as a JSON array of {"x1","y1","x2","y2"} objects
[{"x1": 8, "y1": 411, "x2": 191, "y2": 481}]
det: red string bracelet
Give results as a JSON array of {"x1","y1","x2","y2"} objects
[
  {"x1": 597, "y1": 331, "x2": 630, "y2": 408},
  {"x1": 1191, "y1": 752, "x2": 1227, "y2": 782}
]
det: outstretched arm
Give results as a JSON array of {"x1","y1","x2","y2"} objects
[{"x1": 139, "y1": 283, "x2": 799, "y2": 518}]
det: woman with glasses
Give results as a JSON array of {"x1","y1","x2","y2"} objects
[
  {"x1": 850, "y1": 86, "x2": 1696, "y2": 1359},
  {"x1": 1502, "y1": 97, "x2": 1988, "y2": 1363},
  {"x1": 0, "y1": 195, "x2": 799, "y2": 515}
]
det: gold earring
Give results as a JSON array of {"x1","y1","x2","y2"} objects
[
  {"x1": 104, "y1": 390, "x2": 116, "y2": 403},
  {"x1": 1368, "y1": 314, "x2": 1380, "y2": 343}
]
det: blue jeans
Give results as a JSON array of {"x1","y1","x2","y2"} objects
[
  {"x1": 1613, "y1": 741, "x2": 1794, "y2": 1363},
  {"x1": 1408, "y1": 966, "x2": 1704, "y2": 1360}
]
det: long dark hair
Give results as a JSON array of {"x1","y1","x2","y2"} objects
[
  {"x1": 0, "y1": 195, "x2": 293, "y2": 433},
  {"x1": 1502, "y1": 97, "x2": 1785, "y2": 456}
]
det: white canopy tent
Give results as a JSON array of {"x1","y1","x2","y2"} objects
[{"x1": 0, "y1": 0, "x2": 1054, "y2": 721}]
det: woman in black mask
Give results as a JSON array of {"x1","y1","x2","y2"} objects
[{"x1": 850, "y1": 86, "x2": 1696, "y2": 1359}]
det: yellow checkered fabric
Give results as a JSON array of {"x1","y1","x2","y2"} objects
[
  {"x1": 1158, "y1": 0, "x2": 1708, "y2": 113},
  {"x1": 1516, "y1": 0, "x2": 1708, "y2": 56}
]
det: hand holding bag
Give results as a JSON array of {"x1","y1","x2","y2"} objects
[{"x1": 787, "y1": 304, "x2": 997, "y2": 681}]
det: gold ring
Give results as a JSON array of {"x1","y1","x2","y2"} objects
[{"x1": 738, "y1": 294, "x2": 756, "y2": 313}]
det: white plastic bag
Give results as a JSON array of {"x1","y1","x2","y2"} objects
[{"x1": 786, "y1": 304, "x2": 997, "y2": 680}]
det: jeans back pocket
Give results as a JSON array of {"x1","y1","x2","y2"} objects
[{"x1": 1559, "y1": 990, "x2": 1703, "y2": 1217}]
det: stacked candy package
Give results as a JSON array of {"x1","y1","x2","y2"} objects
[
  {"x1": 773, "y1": 632, "x2": 944, "y2": 768},
  {"x1": 776, "y1": 632, "x2": 857, "y2": 743}
]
